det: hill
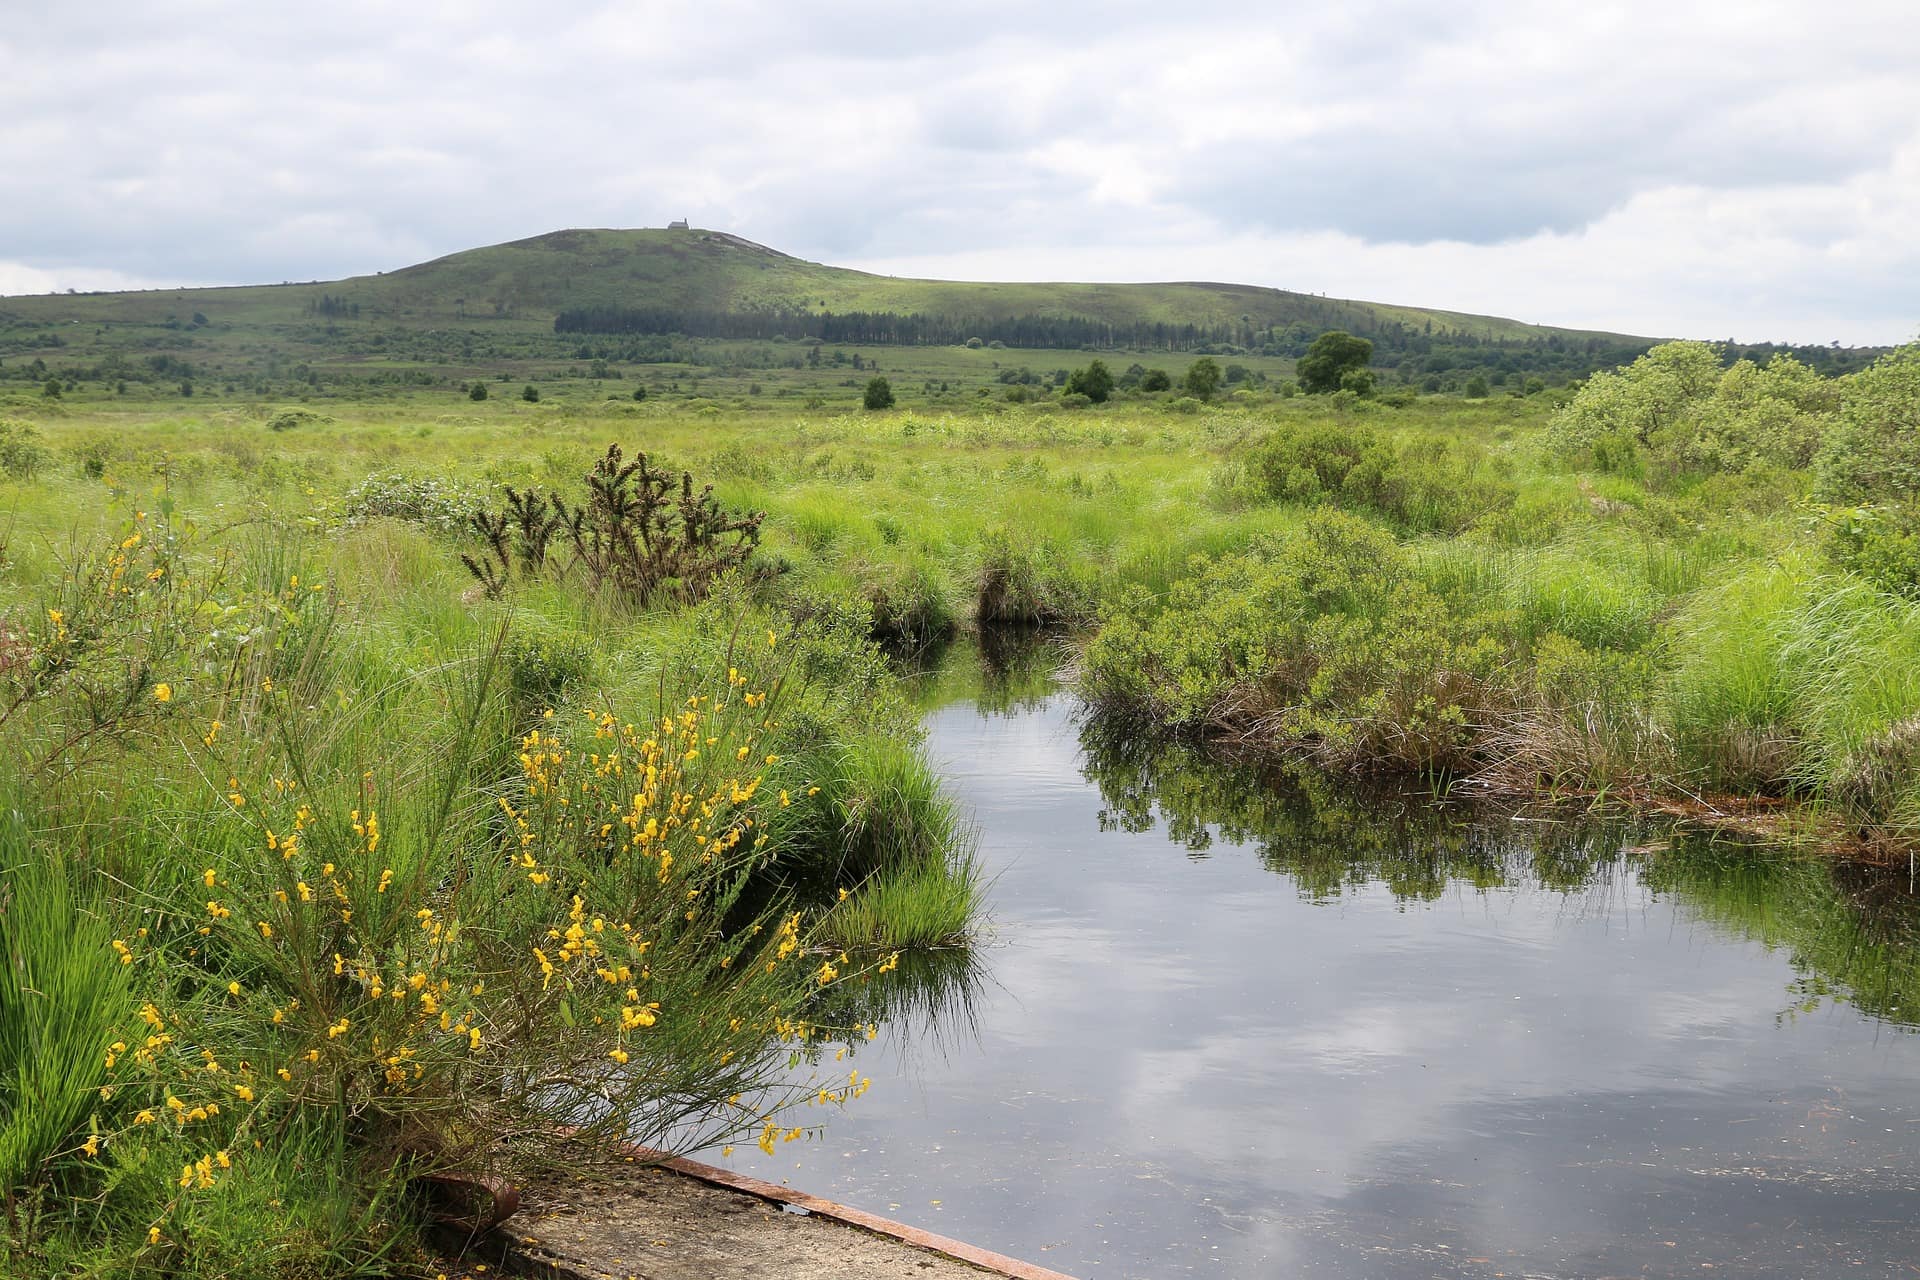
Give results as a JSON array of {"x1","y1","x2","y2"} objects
[
  {"x1": 1, "y1": 226, "x2": 1634, "y2": 344},
  {"x1": 0, "y1": 228, "x2": 1882, "y2": 400}
]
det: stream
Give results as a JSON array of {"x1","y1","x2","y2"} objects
[{"x1": 707, "y1": 644, "x2": 1920, "y2": 1278}]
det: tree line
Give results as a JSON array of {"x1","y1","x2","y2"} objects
[{"x1": 553, "y1": 305, "x2": 1258, "y2": 351}]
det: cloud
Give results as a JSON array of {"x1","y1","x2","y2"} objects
[{"x1": 1, "y1": 0, "x2": 1915, "y2": 341}]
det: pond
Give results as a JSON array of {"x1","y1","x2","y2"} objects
[{"x1": 707, "y1": 643, "x2": 1920, "y2": 1278}]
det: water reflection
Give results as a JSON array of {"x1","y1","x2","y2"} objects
[
  {"x1": 1079, "y1": 717, "x2": 1920, "y2": 1031},
  {"x1": 707, "y1": 643, "x2": 1920, "y2": 1279}
]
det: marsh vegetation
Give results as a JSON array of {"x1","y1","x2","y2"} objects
[{"x1": 1, "y1": 324, "x2": 1917, "y2": 1274}]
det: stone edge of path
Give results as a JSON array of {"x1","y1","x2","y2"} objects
[{"x1": 499, "y1": 1145, "x2": 1082, "y2": 1280}]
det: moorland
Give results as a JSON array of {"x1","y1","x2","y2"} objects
[{"x1": 1, "y1": 228, "x2": 1915, "y2": 1276}]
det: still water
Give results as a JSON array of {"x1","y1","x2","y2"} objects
[{"x1": 712, "y1": 653, "x2": 1920, "y2": 1278}]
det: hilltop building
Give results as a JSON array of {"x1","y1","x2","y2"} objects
[{"x1": 666, "y1": 218, "x2": 689, "y2": 230}]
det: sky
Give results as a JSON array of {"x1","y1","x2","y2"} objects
[{"x1": 3, "y1": 0, "x2": 1916, "y2": 345}]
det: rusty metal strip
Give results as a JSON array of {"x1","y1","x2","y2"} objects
[{"x1": 626, "y1": 1145, "x2": 1082, "y2": 1280}]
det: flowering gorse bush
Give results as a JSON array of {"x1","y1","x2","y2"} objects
[{"x1": 85, "y1": 631, "x2": 881, "y2": 1254}]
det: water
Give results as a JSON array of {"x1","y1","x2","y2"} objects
[{"x1": 709, "y1": 656, "x2": 1920, "y2": 1278}]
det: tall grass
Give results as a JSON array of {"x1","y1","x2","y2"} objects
[{"x1": 0, "y1": 806, "x2": 136, "y2": 1197}]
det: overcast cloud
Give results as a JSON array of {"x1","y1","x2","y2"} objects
[{"x1": 3, "y1": 0, "x2": 1916, "y2": 343}]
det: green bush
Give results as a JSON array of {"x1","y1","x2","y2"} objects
[
  {"x1": 1824, "y1": 502, "x2": 1920, "y2": 600},
  {"x1": 503, "y1": 623, "x2": 594, "y2": 713},
  {"x1": 340, "y1": 471, "x2": 484, "y2": 539},
  {"x1": 1551, "y1": 341, "x2": 1835, "y2": 475},
  {"x1": 0, "y1": 420, "x2": 50, "y2": 478},
  {"x1": 1234, "y1": 419, "x2": 1515, "y2": 534},
  {"x1": 1081, "y1": 511, "x2": 1507, "y2": 772},
  {"x1": 264, "y1": 407, "x2": 330, "y2": 433},
  {"x1": 1815, "y1": 343, "x2": 1920, "y2": 503}
]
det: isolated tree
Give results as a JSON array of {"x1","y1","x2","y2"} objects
[
  {"x1": 1463, "y1": 374, "x2": 1489, "y2": 399},
  {"x1": 1066, "y1": 359, "x2": 1115, "y2": 404},
  {"x1": 469, "y1": 381, "x2": 489, "y2": 401},
  {"x1": 1183, "y1": 357, "x2": 1222, "y2": 401},
  {"x1": 1140, "y1": 368, "x2": 1173, "y2": 392},
  {"x1": 522, "y1": 384, "x2": 540, "y2": 403},
  {"x1": 863, "y1": 376, "x2": 895, "y2": 410},
  {"x1": 1297, "y1": 331, "x2": 1374, "y2": 394}
]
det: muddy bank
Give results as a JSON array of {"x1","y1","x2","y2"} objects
[{"x1": 495, "y1": 1158, "x2": 1076, "y2": 1280}]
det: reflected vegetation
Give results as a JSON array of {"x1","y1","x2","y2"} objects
[
  {"x1": 1079, "y1": 718, "x2": 1641, "y2": 898},
  {"x1": 903, "y1": 627, "x2": 1063, "y2": 717},
  {"x1": 1642, "y1": 840, "x2": 1920, "y2": 1029},
  {"x1": 1076, "y1": 711, "x2": 1920, "y2": 1031},
  {"x1": 816, "y1": 945, "x2": 990, "y2": 1061}
]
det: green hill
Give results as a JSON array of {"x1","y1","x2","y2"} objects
[
  {"x1": 0, "y1": 226, "x2": 1636, "y2": 344},
  {"x1": 0, "y1": 227, "x2": 1877, "y2": 402}
]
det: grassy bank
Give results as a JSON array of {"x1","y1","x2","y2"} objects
[{"x1": 0, "y1": 435, "x2": 979, "y2": 1273}]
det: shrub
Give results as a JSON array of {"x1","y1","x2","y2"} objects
[
  {"x1": 1081, "y1": 511, "x2": 1507, "y2": 773},
  {"x1": 341, "y1": 471, "x2": 484, "y2": 539},
  {"x1": 1824, "y1": 502, "x2": 1920, "y2": 600},
  {"x1": 1551, "y1": 341, "x2": 1835, "y2": 475},
  {"x1": 462, "y1": 444, "x2": 763, "y2": 608},
  {"x1": 469, "y1": 382, "x2": 489, "y2": 402},
  {"x1": 1234, "y1": 420, "x2": 1515, "y2": 534},
  {"x1": 0, "y1": 419, "x2": 49, "y2": 478},
  {"x1": 264, "y1": 407, "x2": 331, "y2": 432},
  {"x1": 862, "y1": 377, "x2": 894, "y2": 411},
  {"x1": 1064, "y1": 360, "x2": 1113, "y2": 404},
  {"x1": 1815, "y1": 343, "x2": 1920, "y2": 503},
  {"x1": 79, "y1": 649, "x2": 880, "y2": 1252},
  {"x1": 503, "y1": 623, "x2": 595, "y2": 714}
]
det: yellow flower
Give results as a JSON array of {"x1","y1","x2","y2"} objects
[
  {"x1": 608, "y1": 1048, "x2": 629, "y2": 1064},
  {"x1": 153, "y1": 683, "x2": 173, "y2": 703},
  {"x1": 234, "y1": 1085, "x2": 254, "y2": 1102},
  {"x1": 147, "y1": 1226, "x2": 162, "y2": 1246},
  {"x1": 227, "y1": 981, "x2": 241, "y2": 996},
  {"x1": 82, "y1": 1134, "x2": 100, "y2": 1157}
]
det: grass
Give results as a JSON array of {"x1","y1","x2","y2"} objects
[{"x1": 0, "y1": 337, "x2": 1917, "y2": 1273}]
